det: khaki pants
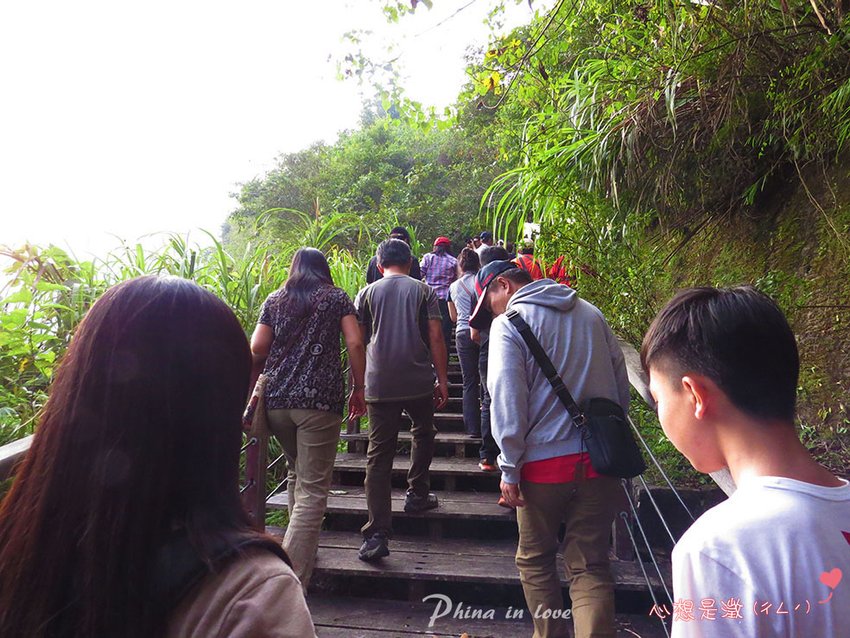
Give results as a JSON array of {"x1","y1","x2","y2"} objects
[
  {"x1": 515, "y1": 475, "x2": 621, "y2": 638},
  {"x1": 267, "y1": 408, "x2": 341, "y2": 592},
  {"x1": 361, "y1": 394, "x2": 435, "y2": 538}
]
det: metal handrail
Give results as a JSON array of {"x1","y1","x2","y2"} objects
[
  {"x1": 628, "y1": 414, "x2": 695, "y2": 522},
  {"x1": 619, "y1": 511, "x2": 672, "y2": 638},
  {"x1": 240, "y1": 437, "x2": 258, "y2": 454},
  {"x1": 636, "y1": 474, "x2": 678, "y2": 545},
  {"x1": 621, "y1": 479, "x2": 674, "y2": 607},
  {"x1": 267, "y1": 453, "x2": 286, "y2": 471},
  {"x1": 265, "y1": 478, "x2": 288, "y2": 502}
]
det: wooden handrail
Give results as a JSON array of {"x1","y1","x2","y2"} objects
[
  {"x1": 0, "y1": 435, "x2": 33, "y2": 481},
  {"x1": 617, "y1": 337, "x2": 736, "y2": 497}
]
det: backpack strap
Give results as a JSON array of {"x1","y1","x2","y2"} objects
[
  {"x1": 456, "y1": 275, "x2": 473, "y2": 298},
  {"x1": 505, "y1": 308, "x2": 586, "y2": 431},
  {"x1": 514, "y1": 255, "x2": 530, "y2": 272}
]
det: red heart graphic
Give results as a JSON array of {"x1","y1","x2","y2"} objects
[{"x1": 820, "y1": 568, "x2": 843, "y2": 590}]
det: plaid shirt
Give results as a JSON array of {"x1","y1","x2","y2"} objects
[{"x1": 420, "y1": 251, "x2": 457, "y2": 300}]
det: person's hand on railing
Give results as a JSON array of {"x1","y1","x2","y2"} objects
[{"x1": 348, "y1": 386, "x2": 367, "y2": 421}]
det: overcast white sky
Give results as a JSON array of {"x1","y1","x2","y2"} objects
[{"x1": 0, "y1": 0, "x2": 545, "y2": 258}]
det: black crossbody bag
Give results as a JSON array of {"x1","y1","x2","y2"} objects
[{"x1": 505, "y1": 308, "x2": 646, "y2": 479}]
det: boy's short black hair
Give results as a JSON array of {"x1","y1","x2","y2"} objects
[
  {"x1": 377, "y1": 238, "x2": 412, "y2": 268},
  {"x1": 641, "y1": 286, "x2": 799, "y2": 422}
]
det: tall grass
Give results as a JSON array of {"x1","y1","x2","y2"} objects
[{"x1": 0, "y1": 233, "x2": 366, "y2": 445}]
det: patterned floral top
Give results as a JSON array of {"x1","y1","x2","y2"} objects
[{"x1": 258, "y1": 285, "x2": 356, "y2": 414}]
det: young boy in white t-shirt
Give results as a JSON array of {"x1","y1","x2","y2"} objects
[{"x1": 641, "y1": 286, "x2": 850, "y2": 637}]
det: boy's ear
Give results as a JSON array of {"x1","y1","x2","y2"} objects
[
  {"x1": 377, "y1": 263, "x2": 384, "y2": 274},
  {"x1": 681, "y1": 375, "x2": 711, "y2": 420}
]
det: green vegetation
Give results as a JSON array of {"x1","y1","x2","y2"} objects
[
  {"x1": 0, "y1": 235, "x2": 365, "y2": 447},
  {"x1": 225, "y1": 103, "x2": 506, "y2": 255},
  {"x1": 399, "y1": 0, "x2": 849, "y2": 479},
  {"x1": 3, "y1": 1, "x2": 848, "y2": 485}
]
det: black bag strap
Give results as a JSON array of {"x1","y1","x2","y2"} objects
[{"x1": 505, "y1": 308, "x2": 586, "y2": 429}]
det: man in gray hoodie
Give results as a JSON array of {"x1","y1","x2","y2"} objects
[{"x1": 469, "y1": 261, "x2": 629, "y2": 638}]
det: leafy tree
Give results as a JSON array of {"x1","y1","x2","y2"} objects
[{"x1": 225, "y1": 102, "x2": 507, "y2": 254}]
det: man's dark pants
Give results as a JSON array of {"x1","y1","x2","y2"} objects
[
  {"x1": 455, "y1": 330, "x2": 481, "y2": 436},
  {"x1": 361, "y1": 394, "x2": 436, "y2": 537},
  {"x1": 437, "y1": 298, "x2": 453, "y2": 354}
]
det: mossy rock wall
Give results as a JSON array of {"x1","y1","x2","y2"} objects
[{"x1": 663, "y1": 160, "x2": 850, "y2": 476}]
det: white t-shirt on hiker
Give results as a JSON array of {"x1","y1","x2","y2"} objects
[{"x1": 670, "y1": 476, "x2": 850, "y2": 637}]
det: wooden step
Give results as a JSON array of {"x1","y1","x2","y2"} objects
[
  {"x1": 342, "y1": 431, "x2": 481, "y2": 457},
  {"x1": 306, "y1": 531, "x2": 667, "y2": 593},
  {"x1": 390, "y1": 412, "x2": 465, "y2": 433},
  {"x1": 341, "y1": 430, "x2": 481, "y2": 444},
  {"x1": 309, "y1": 594, "x2": 532, "y2": 637},
  {"x1": 341, "y1": 431, "x2": 480, "y2": 445},
  {"x1": 350, "y1": 413, "x2": 466, "y2": 430},
  {"x1": 332, "y1": 453, "x2": 499, "y2": 492},
  {"x1": 268, "y1": 486, "x2": 512, "y2": 522},
  {"x1": 405, "y1": 412, "x2": 464, "y2": 423},
  {"x1": 308, "y1": 595, "x2": 669, "y2": 638},
  {"x1": 333, "y1": 453, "x2": 495, "y2": 478},
  {"x1": 346, "y1": 412, "x2": 465, "y2": 432}
]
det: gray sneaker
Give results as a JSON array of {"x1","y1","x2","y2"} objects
[
  {"x1": 403, "y1": 491, "x2": 439, "y2": 513},
  {"x1": 358, "y1": 532, "x2": 390, "y2": 561}
]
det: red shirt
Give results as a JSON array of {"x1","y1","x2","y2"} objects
[
  {"x1": 521, "y1": 452, "x2": 599, "y2": 483},
  {"x1": 513, "y1": 254, "x2": 545, "y2": 280}
]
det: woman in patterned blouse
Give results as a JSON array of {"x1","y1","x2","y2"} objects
[{"x1": 250, "y1": 248, "x2": 366, "y2": 591}]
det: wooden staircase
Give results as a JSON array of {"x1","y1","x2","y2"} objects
[{"x1": 269, "y1": 339, "x2": 670, "y2": 637}]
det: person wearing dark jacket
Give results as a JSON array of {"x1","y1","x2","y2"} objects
[{"x1": 366, "y1": 226, "x2": 421, "y2": 283}]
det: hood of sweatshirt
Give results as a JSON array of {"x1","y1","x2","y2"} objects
[{"x1": 506, "y1": 278, "x2": 577, "y2": 313}]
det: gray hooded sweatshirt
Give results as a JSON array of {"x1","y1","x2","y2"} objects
[{"x1": 487, "y1": 279, "x2": 630, "y2": 484}]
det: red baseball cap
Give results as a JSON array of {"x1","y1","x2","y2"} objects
[{"x1": 434, "y1": 236, "x2": 451, "y2": 246}]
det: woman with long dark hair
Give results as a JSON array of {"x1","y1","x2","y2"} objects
[
  {"x1": 0, "y1": 276, "x2": 315, "y2": 637},
  {"x1": 250, "y1": 247, "x2": 366, "y2": 592}
]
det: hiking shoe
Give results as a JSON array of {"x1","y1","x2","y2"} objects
[
  {"x1": 358, "y1": 532, "x2": 390, "y2": 561},
  {"x1": 404, "y1": 491, "x2": 439, "y2": 513},
  {"x1": 478, "y1": 460, "x2": 498, "y2": 472}
]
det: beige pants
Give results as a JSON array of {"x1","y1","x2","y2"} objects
[
  {"x1": 267, "y1": 408, "x2": 341, "y2": 592},
  {"x1": 515, "y1": 475, "x2": 621, "y2": 638}
]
